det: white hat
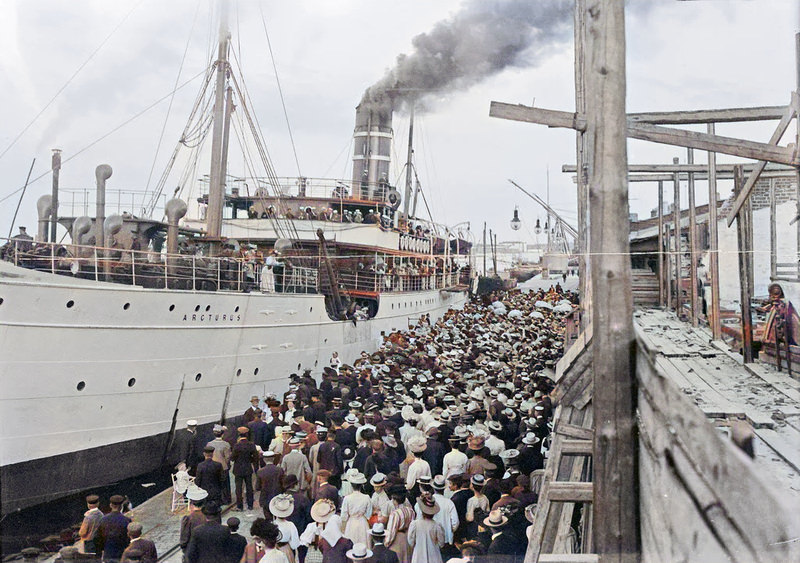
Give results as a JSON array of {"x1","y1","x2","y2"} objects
[
  {"x1": 408, "y1": 435, "x2": 427, "y2": 453},
  {"x1": 187, "y1": 419, "x2": 198, "y2": 427},
  {"x1": 346, "y1": 543, "x2": 373, "y2": 561}
]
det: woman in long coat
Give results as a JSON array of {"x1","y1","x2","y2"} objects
[
  {"x1": 383, "y1": 487, "x2": 416, "y2": 563},
  {"x1": 340, "y1": 471, "x2": 371, "y2": 546}
]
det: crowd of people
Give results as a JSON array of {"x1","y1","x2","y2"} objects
[{"x1": 70, "y1": 284, "x2": 577, "y2": 563}]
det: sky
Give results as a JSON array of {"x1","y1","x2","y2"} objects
[{"x1": 0, "y1": 0, "x2": 798, "y2": 248}]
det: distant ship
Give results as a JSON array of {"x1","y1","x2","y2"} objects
[{"x1": 0, "y1": 12, "x2": 471, "y2": 514}]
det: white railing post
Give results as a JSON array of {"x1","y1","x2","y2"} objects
[
  {"x1": 93, "y1": 248, "x2": 99, "y2": 281},
  {"x1": 164, "y1": 254, "x2": 169, "y2": 288},
  {"x1": 131, "y1": 251, "x2": 136, "y2": 285},
  {"x1": 50, "y1": 243, "x2": 55, "y2": 273},
  {"x1": 217, "y1": 258, "x2": 221, "y2": 291},
  {"x1": 192, "y1": 255, "x2": 197, "y2": 290}
]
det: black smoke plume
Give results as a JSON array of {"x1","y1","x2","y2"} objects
[{"x1": 361, "y1": 0, "x2": 572, "y2": 112}]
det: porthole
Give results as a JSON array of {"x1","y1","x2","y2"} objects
[
  {"x1": 66, "y1": 300, "x2": 75, "y2": 308},
  {"x1": 236, "y1": 368, "x2": 242, "y2": 376},
  {"x1": 314, "y1": 360, "x2": 318, "y2": 367},
  {"x1": 195, "y1": 373, "x2": 202, "y2": 382},
  {"x1": 123, "y1": 303, "x2": 130, "y2": 310},
  {"x1": 169, "y1": 304, "x2": 175, "y2": 311},
  {"x1": 77, "y1": 381, "x2": 86, "y2": 391},
  {"x1": 309, "y1": 306, "x2": 313, "y2": 312},
  {"x1": 324, "y1": 338, "x2": 328, "y2": 343},
  {"x1": 205, "y1": 305, "x2": 211, "y2": 312},
  {"x1": 391, "y1": 304, "x2": 394, "y2": 309},
  {"x1": 235, "y1": 306, "x2": 240, "y2": 312},
  {"x1": 127, "y1": 378, "x2": 136, "y2": 387},
  {"x1": 254, "y1": 368, "x2": 260, "y2": 375},
  {"x1": 297, "y1": 363, "x2": 301, "y2": 370},
  {"x1": 0, "y1": 297, "x2": 4, "y2": 305},
  {"x1": 194, "y1": 305, "x2": 200, "y2": 312}
]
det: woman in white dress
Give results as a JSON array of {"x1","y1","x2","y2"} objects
[
  {"x1": 407, "y1": 495, "x2": 444, "y2": 563},
  {"x1": 269, "y1": 494, "x2": 300, "y2": 563},
  {"x1": 339, "y1": 471, "x2": 371, "y2": 547}
]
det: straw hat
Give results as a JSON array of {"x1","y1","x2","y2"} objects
[
  {"x1": 408, "y1": 435, "x2": 427, "y2": 454},
  {"x1": 310, "y1": 499, "x2": 336, "y2": 523},
  {"x1": 345, "y1": 468, "x2": 366, "y2": 485},
  {"x1": 418, "y1": 495, "x2": 440, "y2": 516},
  {"x1": 345, "y1": 543, "x2": 373, "y2": 561},
  {"x1": 483, "y1": 509, "x2": 509, "y2": 528},
  {"x1": 269, "y1": 494, "x2": 295, "y2": 518}
]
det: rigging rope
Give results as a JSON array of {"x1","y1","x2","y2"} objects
[
  {"x1": 142, "y1": 0, "x2": 203, "y2": 212},
  {"x1": 0, "y1": 68, "x2": 208, "y2": 206},
  {"x1": 258, "y1": 2, "x2": 302, "y2": 177},
  {"x1": 0, "y1": 0, "x2": 146, "y2": 164}
]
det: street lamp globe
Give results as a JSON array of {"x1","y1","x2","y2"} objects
[{"x1": 510, "y1": 207, "x2": 522, "y2": 231}]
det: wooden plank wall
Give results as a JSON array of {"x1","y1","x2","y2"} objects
[{"x1": 636, "y1": 333, "x2": 800, "y2": 563}]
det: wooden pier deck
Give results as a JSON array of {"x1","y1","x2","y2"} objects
[{"x1": 635, "y1": 308, "x2": 800, "y2": 501}]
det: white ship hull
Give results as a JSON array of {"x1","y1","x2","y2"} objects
[{"x1": 0, "y1": 260, "x2": 467, "y2": 513}]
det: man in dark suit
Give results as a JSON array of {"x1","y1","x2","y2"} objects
[
  {"x1": 173, "y1": 420, "x2": 204, "y2": 474},
  {"x1": 95, "y1": 494, "x2": 131, "y2": 562},
  {"x1": 284, "y1": 473, "x2": 312, "y2": 563},
  {"x1": 243, "y1": 396, "x2": 260, "y2": 425},
  {"x1": 120, "y1": 522, "x2": 157, "y2": 563},
  {"x1": 185, "y1": 502, "x2": 232, "y2": 563},
  {"x1": 255, "y1": 450, "x2": 283, "y2": 516},
  {"x1": 225, "y1": 517, "x2": 247, "y2": 563},
  {"x1": 317, "y1": 431, "x2": 343, "y2": 478},
  {"x1": 422, "y1": 427, "x2": 446, "y2": 477},
  {"x1": 230, "y1": 426, "x2": 258, "y2": 510},
  {"x1": 365, "y1": 522, "x2": 399, "y2": 563},
  {"x1": 195, "y1": 445, "x2": 225, "y2": 505},
  {"x1": 247, "y1": 409, "x2": 269, "y2": 449},
  {"x1": 313, "y1": 470, "x2": 340, "y2": 509}
]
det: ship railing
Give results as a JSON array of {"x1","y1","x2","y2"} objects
[
  {"x1": 204, "y1": 177, "x2": 392, "y2": 206},
  {"x1": 325, "y1": 270, "x2": 463, "y2": 295},
  {"x1": 0, "y1": 237, "x2": 318, "y2": 294},
  {"x1": 57, "y1": 188, "x2": 168, "y2": 218}
]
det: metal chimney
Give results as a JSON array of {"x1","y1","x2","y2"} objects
[
  {"x1": 95, "y1": 164, "x2": 113, "y2": 249},
  {"x1": 351, "y1": 103, "x2": 393, "y2": 200},
  {"x1": 165, "y1": 198, "x2": 188, "y2": 255},
  {"x1": 50, "y1": 149, "x2": 61, "y2": 243},
  {"x1": 37, "y1": 195, "x2": 53, "y2": 242}
]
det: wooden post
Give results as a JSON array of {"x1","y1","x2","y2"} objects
[
  {"x1": 657, "y1": 180, "x2": 664, "y2": 307},
  {"x1": 707, "y1": 123, "x2": 722, "y2": 340},
  {"x1": 575, "y1": 0, "x2": 591, "y2": 324},
  {"x1": 734, "y1": 165, "x2": 754, "y2": 363},
  {"x1": 483, "y1": 222, "x2": 487, "y2": 276},
  {"x1": 795, "y1": 32, "x2": 800, "y2": 280},
  {"x1": 672, "y1": 157, "x2": 682, "y2": 319},
  {"x1": 586, "y1": 1, "x2": 639, "y2": 561},
  {"x1": 687, "y1": 148, "x2": 698, "y2": 326},
  {"x1": 770, "y1": 178, "x2": 777, "y2": 280}
]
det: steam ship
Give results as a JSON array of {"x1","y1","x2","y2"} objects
[{"x1": 0, "y1": 14, "x2": 471, "y2": 513}]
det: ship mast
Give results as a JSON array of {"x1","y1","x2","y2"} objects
[
  {"x1": 206, "y1": 2, "x2": 231, "y2": 255},
  {"x1": 402, "y1": 99, "x2": 415, "y2": 221}
]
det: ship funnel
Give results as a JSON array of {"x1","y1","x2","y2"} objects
[
  {"x1": 72, "y1": 216, "x2": 93, "y2": 248},
  {"x1": 95, "y1": 164, "x2": 113, "y2": 249},
  {"x1": 36, "y1": 195, "x2": 53, "y2": 242},
  {"x1": 165, "y1": 198, "x2": 188, "y2": 255},
  {"x1": 351, "y1": 104, "x2": 392, "y2": 200}
]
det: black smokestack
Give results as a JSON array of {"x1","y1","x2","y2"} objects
[{"x1": 361, "y1": 0, "x2": 572, "y2": 111}]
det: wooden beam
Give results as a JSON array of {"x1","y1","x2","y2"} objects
[
  {"x1": 489, "y1": 102, "x2": 587, "y2": 131},
  {"x1": 629, "y1": 122, "x2": 796, "y2": 166},
  {"x1": 557, "y1": 423, "x2": 595, "y2": 441},
  {"x1": 628, "y1": 105, "x2": 787, "y2": 124},
  {"x1": 658, "y1": 181, "x2": 664, "y2": 307},
  {"x1": 622, "y1": 169, "x2": 794, "y2": 182},
  {"x1": 491, "y1": 101, "x2": 798, "y2": 165},
  {"x1": 707, "y1": 123, "x2": 722, "y2": 341},
  {"x1": 673, "y1": 158, "x2": 682, "y2": 319},
  {"x1": 562, "y1": 439, "x2": 594, "y2": 455},
  {"x1": 688, "y1": 148, "x2": 699, "y2": 327},
  {"x1": 549, "y1": 481, "x2": 594, "y2": 502},
  {"x1": 735, "y1": 166, "x2": 754, "y2": 364},
  {"x1": 585, "y1": 2, "x2": 639, "y2": 562},
  {"x1": 725, "y1": 95, "x2": 797, "y2": 226},
  {"x1": 563, "y1": 163, "x2": 792, "y2": 173},
  {"x1": 538, "y1": 555, "x2": 600, "y2": 563}
]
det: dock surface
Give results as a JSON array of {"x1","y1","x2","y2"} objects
[{"x1": 635, "y1": 309, "x2": 800, "y2": 500}]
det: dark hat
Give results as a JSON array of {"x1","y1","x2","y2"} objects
[
  {"x1": 109, "y1": 494, "x2": 125, "y2": 505},
  {"x1": 202, "y1": 501, "x2": 221, "y2": 515},
  {"x1": 227, "y1": 516, "x2": 241, "y2": 528},
  {"x1": 86, "y1": 494, "x2": 100, "y2": 504},
  {"x1": 203, "y1": 445, "x2": 215, "y2": 453}
]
